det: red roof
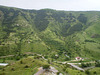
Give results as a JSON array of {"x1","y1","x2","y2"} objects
[{"x1": 76, "y1": 57, "x2": 81, "y2": 59}]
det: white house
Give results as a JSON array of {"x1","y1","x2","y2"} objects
[
  {"x1": 0, "y1": 63, "x2": 8, "y2": 66},
  {"x1": 75, "y1": 57, "x2": 84, "y2": 61}
]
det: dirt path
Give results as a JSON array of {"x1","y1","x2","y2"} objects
[
  {"x1": 34, "y1": 67, "x2": 45, "y2": 75},
  {"x1": 0, "y1": 55, "x2": 14, "y2": 58},
  {"x1": 34, "y1": 66, "x2": 58, "y2": 75}
]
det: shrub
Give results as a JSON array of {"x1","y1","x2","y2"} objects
[
  {"x1": 24, "y1": 65, "x2": 29, "y2": 68},
  {"x1": 20, "y1": 60, "x2": 23, "y2": 64},
  {"x1": 0, "y1": 72, "x2": 6, "y2": 75},
  {"x1": 34, "y1": 56, "x2": 42, "y2": 59},
  {"x1": 95, "y1": 61, "x2": 100, "y2": 67},
  {"x1": 32, "y1": 60, "x2": 35, "y2": 62},
  {"x1": 81, "y1": 63, "x2": 91, "y2": 68},
  {"x1": 11, "y1": 68, "x2": 15, "y2": 71},
  {"x1": 93, "y1": 71, "x2": 97, "y2": 74},
  {"x1": 2, "y1": 68, "x2": 5, "y2": 71},
  {"x1": 85, "y1": 70, "x2": 90, "y2": 75},
  {"x1": 57, "y1": 72, "x2": 60, "y2": 75},
  {"x1": 43, "y1": 64, "x2": 50, "y2": 70},
  {"x1": 15, "y1": 56, "x2": 21, "y2": 60}
]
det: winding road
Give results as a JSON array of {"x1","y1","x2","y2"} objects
[{"x1": 67, "y1": 63, "x2": 85, "y2": 71}]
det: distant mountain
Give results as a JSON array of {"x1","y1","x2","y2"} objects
[{"x1": 0, "y1": 6, "x2": 100, "y2": 60}]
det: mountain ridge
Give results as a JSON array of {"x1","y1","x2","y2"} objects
[{"x1": 0, "y1": 5, "x2": 100, "y2": 60}]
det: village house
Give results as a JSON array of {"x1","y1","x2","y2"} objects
[
  {"x1": 0, "y1": 63, "x2": 8, "y2": 66},
  {"x1": 75, "y1": 57, "x2": 84, "y2": 61}
]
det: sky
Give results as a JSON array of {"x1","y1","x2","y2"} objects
[{"x1": 0, "y1": 0, "x2": 100, "y2": 11}]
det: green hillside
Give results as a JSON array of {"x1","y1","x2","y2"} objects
[{"x1": 0, "y1": 6, "x2": 100, "y2": 60}]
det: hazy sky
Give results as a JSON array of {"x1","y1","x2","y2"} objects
[{"x1": 0, "y1": 0, "x2": 100, "y2": 11}]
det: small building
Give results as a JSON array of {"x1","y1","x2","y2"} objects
[
  {"x1": 0, "y1": 63, "x2": 8, "y2": 66},
  {"x1": 75, "y1": 57, "x2": 84, "y2": 61},
  {"x1": 55, "y1": 54, "x2": 58, "y2": 57}
]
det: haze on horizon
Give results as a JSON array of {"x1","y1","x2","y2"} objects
[{"x1": 0, "y1": 0, "x2": 100, "y2": 11}]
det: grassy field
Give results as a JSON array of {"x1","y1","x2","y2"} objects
[
  {"x1": 0, "y1": 56, "x2": 48, "y2": 75},
  {"x1": 89, "y1": 67, "x2": 100, "y2": 75}
]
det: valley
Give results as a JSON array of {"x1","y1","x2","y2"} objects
[{"x1": 0, "y1": 6, "x2": 100, "y2": 75}]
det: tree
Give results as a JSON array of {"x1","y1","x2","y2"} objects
[
  {"x1": 20, "y1": 60, "x2": 23, "y2": 64},
  {"x1": 85, "y1": 70, "x2": 90, "y2": 75},
  {"x1": 24, "y1": 65, "x2": 29, "y2": 68},
  {"x1": 43, "y1": 64, "x2": 50, "y2": 70},
  {"x1": 93, "y1": 71, "x2": 97, "y2": 75},
  {"x1": 57, "y1": 72, "x2": 60, "y2": 75},
  {"x1": 77, "y1": 14, "x2": 87, "y2": 24},
  {"x1": 47, "y1": 59, "x2": 51, "y2": 64},
  {"x1": 11, "y1": 68, "x2": 15, "y2": 71},
  {"x1": 95, "y1": 60, "x2": 100, "y2": 67}
]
